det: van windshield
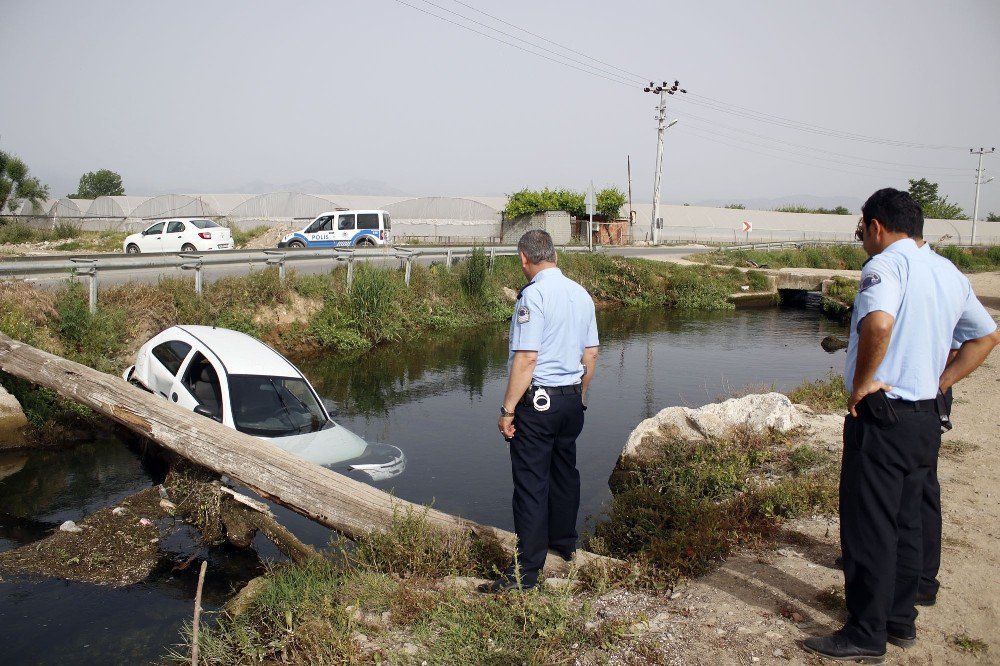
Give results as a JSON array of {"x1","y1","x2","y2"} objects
[{"x1": 229, "y1": 375, "x2": 328, "y2": 437}]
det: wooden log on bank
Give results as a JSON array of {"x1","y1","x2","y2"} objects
[{"x1": 0, "y1": 333, "x2": 613, "y2": 576}]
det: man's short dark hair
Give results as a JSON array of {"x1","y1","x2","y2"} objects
[
  {"x1": 861, "y1": 188, "x2": 924, "y2": 238},
  {"x1": 518, "y1": 229, "x2": 557, "y2": 264}
]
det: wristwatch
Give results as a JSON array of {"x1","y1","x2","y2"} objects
[{"x1": 500, "y1": 405, "x2": 515, "y2": 417}]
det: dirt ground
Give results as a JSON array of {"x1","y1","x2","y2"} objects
[{"x1": 601, "y1": 270, "x2": 1000, "y2": 665}]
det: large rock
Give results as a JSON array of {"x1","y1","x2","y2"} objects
[
  {"x1": 0, "y1": 385, "x2": 28, "y2": 449},
  {"x1": 612, "y1": 392, "x2": 844, "y2": 488}
]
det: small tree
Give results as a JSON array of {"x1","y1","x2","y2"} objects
[
  {"x1": 908, "y1": 177, "x2": 967, "y2": 220},
  {"x1": 724, "y1": 203, "x2": 745, "y2": 209},
  {"x1": 987, "y1": 212, "x2": 1000, "y2": 222},
  {"x1": 504, "y1": 187, "x2": 586, "y2": 219},
  {"x1": 0, "y1": 150, "x2": 49, "y2": 214},
  {"x1": 596, "y1": 187, "x2": 626, "y2": 219},
  {"x1": 71, "y1": 169, "x2": 124, "y2": 198}
]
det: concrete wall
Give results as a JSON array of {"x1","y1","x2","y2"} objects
[{"x1": 501, "y1": 210, "x2": 573, "y2": 245}]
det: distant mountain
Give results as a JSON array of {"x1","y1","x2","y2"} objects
[
  {"x1": 231, "y1": 179, "x2": 410, "y2": 196},
  {"x1": 694, "y1": 194, "x2": 863, "y2": 213}
]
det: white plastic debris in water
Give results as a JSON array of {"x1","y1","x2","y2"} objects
[
  {"x1": 138, "y1": 518, "x2": 153, "y2": 527},
  {"x1": 111, "y1": 507, "x2": 126, "y2": 516},
  {"x1": 59, "y1": 520, "x2": 83, "y2": 533}
]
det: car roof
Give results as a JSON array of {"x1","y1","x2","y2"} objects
[
  {"x1": 173, "y1": 325, "x2": 302, "y2": 377},
  {"x1": 314, "y1": 209, "x2": 386, "y2": 216}
]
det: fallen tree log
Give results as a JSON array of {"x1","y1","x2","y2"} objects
[{"x1": 0, "y1": 333, "x2": 614, "y2": 575}]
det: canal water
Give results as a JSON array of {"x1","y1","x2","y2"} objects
[{"x1": 0, "y1": 305, "x2": 848, "y2": 664}]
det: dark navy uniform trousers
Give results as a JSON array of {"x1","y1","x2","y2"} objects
[
  {"x1": 840, "y1": 406, "x2": 940, "y2": 650},
  {"x1": 508, "y1": 389, "x2": 584, "y2": 584}
]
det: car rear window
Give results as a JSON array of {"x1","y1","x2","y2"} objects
[
  {"x1": 151, "y1": 340, "x2": 192, "y2": 375},
  {"x1": 190, "y1": 219, "x2": 220, "y2": 229}
]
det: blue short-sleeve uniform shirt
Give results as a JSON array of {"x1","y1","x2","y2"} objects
[
  {"x1": 508, "y1": 267, "x2": 599, "y2": 386},
  {"x1": 844, "y1": 238, "x2": 996, "y2": 400}
]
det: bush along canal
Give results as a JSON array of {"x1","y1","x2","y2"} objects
[{"x1": 0, "y1": 252, "x2": 852, "y2": 663}]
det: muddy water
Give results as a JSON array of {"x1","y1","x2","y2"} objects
[{"x1": 0, "y1": 305, "x2": 847, "y2": 663}]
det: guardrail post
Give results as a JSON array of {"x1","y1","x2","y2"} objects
[
  {"x1": 70, "y1": 258, "x2": 98, "y2": 313},
  {"x1": 489, "y1": 246, "x2": 496, "y2": 271},
  {"x1": 405, "y1": 255, "x2": 412, "y2": 286},
  {"x1": 180, "y1": 255, "x2": 204, "y2": 297},
  {"x1": 347, "y1": 255, "x2": 354, "y2": 288},
  {"x1": 264, "y1": 251, "x2": 286, "y2": 282},
  {"x1": 446, "y1": 248, "x2": 452, "y2": 271}
]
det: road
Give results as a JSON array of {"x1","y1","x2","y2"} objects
[{"x1": 3, "y1": 245, "x2": 711, "y2": 290}]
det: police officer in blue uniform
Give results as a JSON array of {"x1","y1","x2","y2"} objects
[
  {"x1": 804, "y1": 188, "x2": 999, "y2": 662},
  {"x1": 484, "y1": 229, "x2": 599, "y2": 592}
]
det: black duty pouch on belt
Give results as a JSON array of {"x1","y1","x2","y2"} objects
[
  {"x1": 937, "y1": 388, "x2": 953, "y2": 432},
  {"x1": 858, "y1": 389, "x2": 898, "y2": 428}
]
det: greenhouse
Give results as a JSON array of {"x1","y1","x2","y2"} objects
[{"x1": 385, "y1": 196, "x2": 503, "y2": 242}]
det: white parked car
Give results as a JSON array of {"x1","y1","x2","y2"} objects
[
  {"x1": 122, "y1": 325, "x2": 405, "y2": 481},
  {"x1": 123, "y1": 218, "x2": 233, "y2": 254}
]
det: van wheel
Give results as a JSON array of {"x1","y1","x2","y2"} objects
[
  {"x1": 288, "y1": 240, "x2": 305, "y2": 248},
  {"x1": 355, "y1": 237, "x2": 375, "y2": 247},
  {"x1": 126, "y1": 244, "x2": 140, "y2": 254},
  {"x1": 181, "y1": 243, "x2": 196, "y2": 252}
]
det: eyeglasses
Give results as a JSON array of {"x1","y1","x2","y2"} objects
[{"x1": 855, "y1": 218, "x2": 865, "y2": 242}]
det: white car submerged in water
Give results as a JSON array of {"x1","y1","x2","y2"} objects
[{"x1": 122, "y1": 325, "x2": 404, "y2": 481}]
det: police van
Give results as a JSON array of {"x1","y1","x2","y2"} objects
[{"x1": 278, "y1": 209, "x2": 392, "y2": 248}]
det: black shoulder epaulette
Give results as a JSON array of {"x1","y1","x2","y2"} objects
[{"x1": 516, "y1": 280, "x2": 535, "y2": 300}]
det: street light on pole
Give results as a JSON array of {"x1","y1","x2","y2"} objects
[
  {"x1": 644, "y1": 80, "x2": 685, "y2": 244},
  {"x1": 970, "y1": 147, "x2": 996, "y2": 245}
]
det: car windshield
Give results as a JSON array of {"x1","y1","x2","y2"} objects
[
  {"x1": 190, "y1": 219, "x2": 220, "y2": 229},
  {"x1": 228, "y1": 375, "x2": 328, "y2": 437}
]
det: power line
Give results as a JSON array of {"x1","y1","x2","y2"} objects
[
  {"x1": 678, "y1": 114, "x2": 973, "y2": 174},
  {"x1": 445, "y1": 0, "x2": 651, "y2": 84},
  {"x1": 679, "y1": 94, "x2": 967, "y2": 150},
  {"x1": 392, "y1": 0, "x2": 985, "y2": 155},
  {"x1": 392, "y1": 0, "x2": 636, "y2": 87},
  {"x1": 679, "y1": 125, "x2": 971, "y2": 182}
]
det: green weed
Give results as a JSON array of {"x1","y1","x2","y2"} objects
[
  {"x1": 591, "y1": 425, "x2": 837, "y2": 587},
  {"x1": 787, "y1": 372, "x2": 849, "y2": 412},
  {"x1": 949, "y1": 633, "x2": 988, "y2": 655}
]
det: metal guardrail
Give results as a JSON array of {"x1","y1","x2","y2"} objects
[
  {"x1": 0, "y1": 244, "x2": 597, "y2": 312},
  {"x1": 717, "y1": 240, "x2": 864, "y2": 252}
]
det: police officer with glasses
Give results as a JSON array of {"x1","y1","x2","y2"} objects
[
  {"x1": 482, "y1": 229, "x2": 599, "y2": 593},
  {"x1": 804, "y1": 188, "x2": 999, "y2": 662}
]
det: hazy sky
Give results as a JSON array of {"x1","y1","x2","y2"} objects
[{"x1": 2, "y1": 0, "x2": 998, "y2": 214}]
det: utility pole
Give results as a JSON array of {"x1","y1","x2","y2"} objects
[
  {"x1": 970, "y1": 147, "x2": 995, "y2": 245},
  {"x1": 643, "y1": 81, "x2": 684, "y2": 244}
]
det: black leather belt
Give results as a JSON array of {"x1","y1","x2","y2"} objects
[
  {"x1": 887, "y1": 398, "x2": 937, "y2": 412},
  {"x1": 533, "y1": 384, "x2": 582, "y2": 395}
]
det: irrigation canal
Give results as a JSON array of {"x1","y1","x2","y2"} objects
[{"x1": 0, "y1": 304, "x2": 848, "y2": 664}]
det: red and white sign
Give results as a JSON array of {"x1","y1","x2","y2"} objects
[{"x1": 742, "y1": 221, "x2": 753, "y2": 233}]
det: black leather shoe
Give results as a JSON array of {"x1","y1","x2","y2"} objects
[
  {"x1": 886, "y1": 627, "x2": 916, "y2": 649},
  {"x1": 914, "y1": 591, "x2": 936, "y2": 607},
  {"x1": 802, "y1": 633, "x2": 885, "y2": 663},
  {"x1": 478, "y1": 577, "x2": 537, "y2": 593}
]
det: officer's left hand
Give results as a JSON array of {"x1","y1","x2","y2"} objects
[
  {"x1": 848, "y1": 379, "x2": 893, "y2": 417},
  {"x1": 498, "y1": 415, "x2": 515, "y2": 440}
]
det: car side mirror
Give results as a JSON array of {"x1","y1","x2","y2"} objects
[{"x1": 194, "y1": 405, "x2": 223, "y2": 423}]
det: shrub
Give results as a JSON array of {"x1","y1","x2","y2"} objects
[
  {"x1": 52, "y1": 220, "x2": 81, "y2": 240},
  {"x1": 348, "y1": 264, "x2": 404, "y2": 342},
  {"x1": 459, "y1": 245, "x2": 489, "y2": 300},
  {"x1": 0, "y1": 220, "x2": 35, "y2": 244},
  {"x1": 787, "y1": 372, "x2": 849, "y2": 412}
]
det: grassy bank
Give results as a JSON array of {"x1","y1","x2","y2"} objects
[
  {"x1": 0, "y1": 252, "x2": 768, "y2": 430},
  {"x1": 587, "y1": 424, "x2": 838, "y2": 589},
  {"x1": 697, "y1": 243, "x2": 1000, "y2": 273}
]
